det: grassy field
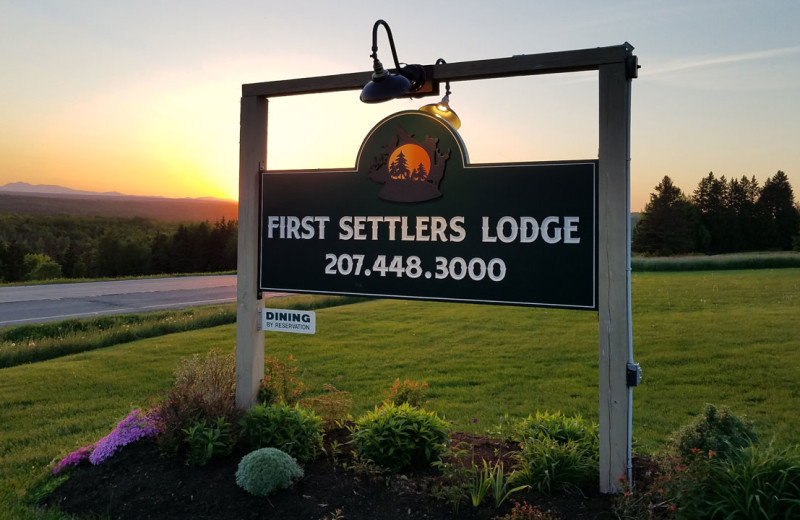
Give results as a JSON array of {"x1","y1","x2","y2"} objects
[{"x1": 1, "y1": 269, "x2": 799, "y2": 519}]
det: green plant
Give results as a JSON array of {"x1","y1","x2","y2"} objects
[
  {"x1": 340, "y1": 450, "x2": 390, "y2": 482},
  {"x1": 235, "y1": 447, "x2": 304, "y2": 497},
  {"x1": 430, "y1": 442, "x2": 473, "y2": 513},
  {"x1": 469, "y1": 459, "x2": 494, "y2": 506},
  {"x1": 487, "y1": 460, "x2": 529, "y2": 508},
  {"x1": 669, "y1": 403, "x2": 758, "y2": 462},
  {"x1": 183, "y1": 417, "x2": 235, "y2": 466},
  {"x1": 239, "y1": 403, "x2": 323, "y2": 462},
  {"x1": 509, "y1": 411, "x2": 598, "y2": 494},
  {"x1": 511, "y1": 437, "x2": 598, "y2": 494},
  {"x1": 654, "y1": 443, "x2": 800, "y2": 520},
  {"x1": 351, "y1": 402, "x2": 449, "y2": 472},
  {"x1": 514, "y1": 411, "x2": 598, "y2": 450},
  {"x1": 385, "y1": 378, "x2": 428, "y2": 408}
]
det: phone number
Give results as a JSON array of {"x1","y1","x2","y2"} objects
[{"x1": 324, "y1": 254, "x2": 507, "y2": 282}]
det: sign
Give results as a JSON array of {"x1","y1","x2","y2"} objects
[
  {"x1": 260, "y1": 111, "x2": 597, "y2": 309},
  {"x1": 259, "y1": 308, "x2": 316, "y2": 334}
]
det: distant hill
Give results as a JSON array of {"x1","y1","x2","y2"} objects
[{"x1": 0, "y1": 183, "x2": 238, "y2": 222}]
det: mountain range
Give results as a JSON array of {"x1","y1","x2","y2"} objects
[
  {"x1": 0, "y1": 182, "x2": 228, "y2": 201},
  {"x1": 0, "y1": 182, "x2": 238, "y2": 222}
]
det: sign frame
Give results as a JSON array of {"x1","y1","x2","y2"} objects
[{"x1": 237, "y1": 44, "x2": 638, "y2": 493}]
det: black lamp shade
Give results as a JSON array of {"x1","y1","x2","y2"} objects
[{"x1": 360, "y1": 72, "x2": 412, "y2": 103}]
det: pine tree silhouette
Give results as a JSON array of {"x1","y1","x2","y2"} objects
[
  {"x1": 389, "y1": 150, "x2": 410, "y2": 179},
  {"x1": 415, "y1": 162, "x2": 427, "y2": 181}
]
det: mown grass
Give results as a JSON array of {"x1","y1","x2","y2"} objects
[
  {"x1": 1, "y1": 269, "x2": 799, "y2": 519},
  {"x1": 0, "y1": 295, "x2": 365, "y2": 368},
  {"x1": 632, "y1": 250, "x2": 800, "y2": 271}
]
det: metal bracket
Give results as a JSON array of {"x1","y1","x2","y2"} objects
[
  {"x1": 625, "y1": 54, "x2": 639, "y2": 80},
  {"x1": 626, "y1": 362, "x2": 642, "y2": 387}
]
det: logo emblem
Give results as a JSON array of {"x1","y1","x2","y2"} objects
[{"x1": 367, "y1": 125, "x2": 450, "y2": 202}]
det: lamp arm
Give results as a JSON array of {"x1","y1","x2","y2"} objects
[{"x1": 371, "y1": 19, "x2": 402, "y2": 71}]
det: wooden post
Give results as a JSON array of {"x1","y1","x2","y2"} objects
[
  {"x1": 597, "y1": 60, "x2": 633, "y2": 493},
  {"x1": 235, "y1": 95, "x2": 267, "y2": 408}
]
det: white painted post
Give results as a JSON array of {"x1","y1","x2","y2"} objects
[
  {"x1": 235, "y1": 95, "x2": 267, "y2": 408},
  {"x1": 597, "y1": 59, "x2": 633, "y2": 493}
]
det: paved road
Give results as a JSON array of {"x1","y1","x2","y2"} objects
[{"x1": 0, "y1": 276, "x2": 240, "y2": 327}]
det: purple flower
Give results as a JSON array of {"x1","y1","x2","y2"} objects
[
  {"x1": 471, "y1": 417, "x2": 478, "y2": 424},
  {"x1": 88, "y1": 409, "x2": 161, "y2": 465},
  {"x1": 52, "y1": 444, "x2": 95, "y2": 474}
]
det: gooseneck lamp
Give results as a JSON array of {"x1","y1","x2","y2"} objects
[
  {"x1": 360, "y1": 20, "x2": 426, "y2": 103},
  {"x1": 419, "y1": 59, "x2": 461, "y2": 129}
]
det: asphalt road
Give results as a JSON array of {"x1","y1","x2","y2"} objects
[{"x1": 0, "y1": 275, "x2": 240, "y2": 327}]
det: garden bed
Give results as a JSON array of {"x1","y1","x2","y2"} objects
[{"x1": 46, "y1": 429, "x2": 615, "y2": 520}]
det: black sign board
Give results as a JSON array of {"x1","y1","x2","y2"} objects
[{"x1": 260, "y1": 111, "x2": 597, "y2": 309}]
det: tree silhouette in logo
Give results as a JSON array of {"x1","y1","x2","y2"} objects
[{"x1": 389, "y1": 150, "x2": 410, "y2": 180}]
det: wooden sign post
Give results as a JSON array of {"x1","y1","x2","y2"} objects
[{"x1": 236, "y1": 44, "x2": 638, "y2": 493}]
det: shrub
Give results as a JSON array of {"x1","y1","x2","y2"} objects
[
  {"x1": 239, "y1": 403, "x2": 323, "y2": 462},
  {"x1": 677, "y1": 443, "x2": 800, "y2": 519},
  {"x1": 235, "y1": 447, "x2": 304, "y2": 497},
  {"x1": 514, "y1": 411, "x2": 598, "y2": 450},
  {"x1": 669, "y1": 403, "x2": 758, "y2": 462},
  {"x1": 385, "y1": 378, "x2": 428, "y2": 408},
  {"x1": 512, "y1": 437, "x2": 598, "y2": 494},
  {"x1": 510, "y1": 411, "x2": 599, "y2": 494},
  {"x1": 299, "y1": 383, "x2": 353, "y2": 429},
  {"x1": 630, "y1": 443, "x2": 800, "y2": 520},
  {"x1": 151, "y1": 349, "x2": 242, "y2": 455},
  {"x1": 258, "y1": 354, "x2": 307, "y2": 405},
  {"x1": 351, "y1": 402, "x2": 449, "y2": 472},
  {"x1": 183, "y1": 417, "x2": 235, "y2": 466}
]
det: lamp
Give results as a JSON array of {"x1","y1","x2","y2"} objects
[
  {"x1": 360, "y1": 20, "x2": 426, "y2": 103},
  {"x1": 419, "y1": 59, "x2": 461, "y2": 129}
]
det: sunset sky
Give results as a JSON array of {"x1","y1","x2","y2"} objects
[{"x1": 1, "y1": 1, "x2": 798, "y2": 211}]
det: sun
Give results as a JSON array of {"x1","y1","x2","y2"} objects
[{"x1": 389, "y1": 144, "x2": 431, "y2": 178}]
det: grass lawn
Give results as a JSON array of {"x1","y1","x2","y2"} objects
[{"x1": 1, "y1": 268, "x2": 799, "y2": 519}]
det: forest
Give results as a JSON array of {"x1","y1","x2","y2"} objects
[
  {"x1": 0, "y1": 214, "x2": 237, "y2": 282},
  {"x1": 633, "y1": 170, "x2": 800, "y2": 255}
]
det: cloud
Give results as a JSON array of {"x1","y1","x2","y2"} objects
[{"x1": 647, "y1": 45, "x2": 800, "y2": 76}]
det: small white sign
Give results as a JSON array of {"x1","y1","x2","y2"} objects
[{"x1": 259, "y1": 308, "x2": 316, "y2": 334}]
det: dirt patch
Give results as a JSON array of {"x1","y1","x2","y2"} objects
[{"x1": 46, "y1": 430, "x2": 615, "y2": 520}]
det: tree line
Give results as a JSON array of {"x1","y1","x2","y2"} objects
[
  {"x1": 0, "y1": 214, "x2": 237, "y2": 282},
  {"x1": 633, "y1": 170, "x2": 800, "y2": 255}
]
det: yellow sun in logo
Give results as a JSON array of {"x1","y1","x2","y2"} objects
[{"x1": 388, "y1": 144, "x2": 431, "y2": 179}]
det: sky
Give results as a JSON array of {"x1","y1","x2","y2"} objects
[{"x1": 1, "y1": 0, "x2": 798, "y2": 211}]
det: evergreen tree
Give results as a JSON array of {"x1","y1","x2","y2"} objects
[
  {"x1": 756, "y1": 170, "x2": 799, "y2": 250},
  {"x1": 692, "y1": 172, "x2": 732, "y2": 252},
  {"x1": 633, "y1": 176, "x2": 697, "y2": 255},
  {"x1": 727, "y1": 176, "x2": 760, "y2": 251}
]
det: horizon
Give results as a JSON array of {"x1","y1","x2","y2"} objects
[{"x1": 1, "y1": 1, "x2": 798, "y2": 211}]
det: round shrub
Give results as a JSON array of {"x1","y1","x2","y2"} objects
[
  {"x1": 235, "y1": 447, "x2": 303, "y2": 497},
  {"x1": 239, "y1": 403, "x2": 323, "y2": 462},
  {"x1": 670, "y1": 403, "x2": 758, "y2": 461},
  {"x1": 351, "y1": 402, "x2": 449, "y2": 472}
]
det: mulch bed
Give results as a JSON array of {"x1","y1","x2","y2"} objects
[{"x1": 45, "y1": 429, "x2": 616, "y2": 520}]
